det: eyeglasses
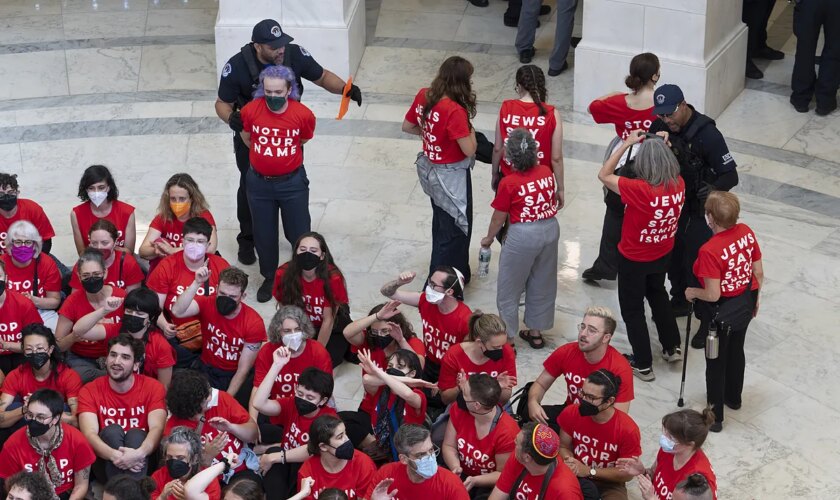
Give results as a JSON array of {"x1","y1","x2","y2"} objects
[
  {"x1": 409, "y1": 444, "x2": 440, "y2": 460},
  {"x1": 23, "y1": 347, "x2": 48, "y2": 355},
  {"x1": 427, "y1": 280, "x2": 449, "y2": 293},
  {"x1": 23, "y1": 411, "x2": 52, "y2": 424},
  {"x1": 578, "y1": 390, "x2": 605, "y2": 403},
  {"x1": 12, "y1": 240, "x2": 35, "y2": 248},
  {"x1": 577, "y1": 323, "x2": 604, "y2": 335},
  {"x1": 80, "y1": 272, "x2": 105, "y2": 280},
  {"x1": 371, "y1": 328, "x2": 392, "y2": 337},
  {"x1": 658, "y1": 104, "x2": 679, "y2": 119},
  {"x1": 183, "y1": 237, "x2": 208, "y2": 245}
]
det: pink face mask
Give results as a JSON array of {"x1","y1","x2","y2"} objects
[
  {"x1": 11, "y1": 244, "x2": 35, "y2": 263},
  {"x1": 183, "y1": 242, "x2": 206, "y2": 261}
]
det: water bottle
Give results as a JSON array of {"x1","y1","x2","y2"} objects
[
  {"x1": 478, "y1": 246, "x2": 491, "y2": 278},
  {"x1": 705, "y1": 322, "x2": 719, "y2": 360}
]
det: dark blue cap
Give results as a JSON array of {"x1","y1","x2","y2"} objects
[
  {"x1": 252, "y1": 19, "x2": 294, "y2": 49},
  {"x1": 653, "y1": 84, "x2": 684, "y2": 115}
]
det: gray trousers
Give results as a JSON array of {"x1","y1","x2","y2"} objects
[
  {"x1": 515, "y1": 0, "x2": 578, "y2": 71},
  {"x1": 496, "y1": 217, "x2": 560, "y2": 339}
]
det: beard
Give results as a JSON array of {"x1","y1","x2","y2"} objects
[{"x1": 108, "y1": 365, "x2": 132, "y2": 383}]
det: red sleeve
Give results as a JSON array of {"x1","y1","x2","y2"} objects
[
  {"x1": 30, "y1": 202, "x2": 55, "y2": 240},
  {"x1": 543, "y1": 345, "x2": 568, "y2": 378},
  {"x1": 76, "y1": 383, "x2": 97, "y2": 415},
  {"x1": 21, "y1": 299, "x2": 43, "y2": 326},
  {"x1": 70, "y1": 427, "x2": 97, "y2": 469},
  {"x1": 619, "y1": 415, "x2": 642, "y2": 458},
  {"x1": 356, "y1": 454, "x2": 377, "y2": 498},
  {"x1": 495, "y1": 457, "x2": 524, "y2": 495},
  {"x1": 201, "y1": 211, "x2": 216, "y2": 226},
  {"x1": 149, "y1": 214, "x2": 164, "y2": 232},
  {"x1": 557, "y1": 404, "x2": 575, "y2": 432},
  {"x1": 615, "y1": 358, "x2": 634, "y2": 403},
  {"x1": 240, "y1": 101, "x2": 255, "y2": 130},
  {"x1": 445, "y1": 104, "x2": 471, "y2": 141},
  {"x1": 146, "y1": 378, "x2": 167, "y2": 412},
  {"x1": 407, "y1": 337, "x2": 426, "y2": 357},
  {"x1": 502, "y1": 345, "x2": 517, "y2": 377},
  {"x1": 494, "y1": 415, "x2": 519, "y2": 455},
  {"x1": 301, "y1": 106, "x2": 316, "y2": 141},
  {"x1": 437, "y1": 349, "x2": 458, "y2": 391},
  {"x1": 588, "y1": 95, "x2": 622, "y2": 124},
  {"x1": 693, "y1": 246, "x2": 722, "y2": 280},
  {"x1": 618, "y1": 177, "x2": 648, "y2": 209},
  {"x1": 253, "y1": 344, "x2": 272, "y2": 386},
  {"x1": 272, "y1": 266, "x2": 287, "y2": 302},
  {"x1": 443, "y1": 470, "x2": 470, "y2": 499},
  {"x1": 123, "y1": 255, "x2": 145, "y2": 287},
  {"x1": 328, "y1": 271, "x2": 348, "y2": 305},
  {"x1": 60, "y1": 367, "x2": 84, "y2": 399},
  {"x1": 366, "y1": 465, "x2": 391, "y2": 499},
  {"x1": 0, "y1": 369, "x2": 21, "y2": 397},
  {"x1": 39, "y1": 257, "x2": 62, "y2": 292},
  {"x1": 145, "y1": 258, "x2": 172, "y2": 294},
  {"x1": 0, "y1": 432, "x2": 24, "y2": 478},
  {"x1": 58, "y1": 292, "x2": 82, "y2": 321},
  {"x1": 751, "y1": 230, "x2": 762, "y2": 261},
  {"x1": 220, "y1": 391, "x2": 250, "y2": 424},
  {"x1": 409, "y1": 388, "x2": 427, "y2": 421},
  {"x1": 244, "y1": 309, "x2": 267, "y2": 344},
  {"x1": 156, "y1": 335, "x2": 177, "y2": 370},
  {"x1": 404, "y1": 90, "x2": 424, "y2": 125},
  {"x1": 150, "y1": 468, "x2": 167, "y2": 500},
  {"x1": 296, "y1": 459, "x2": 312, "y2": 492},
  {"x1": 490, "y1": 178, "x2": 513, "y2": 213},
  {"x1": 313, "y1": 343, "x2": 333, "y2": 374}
]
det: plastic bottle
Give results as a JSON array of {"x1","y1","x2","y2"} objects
[{"x1": 478, "y1": 247, "x2": 491, "y2": 278}]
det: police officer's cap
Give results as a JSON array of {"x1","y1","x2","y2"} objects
[
  {"x1": 252, "y1": 19, "x2": 294, "y2": 49},
  {"x1": 653, "y1": 84, "x2": 684, "y2": 115}
]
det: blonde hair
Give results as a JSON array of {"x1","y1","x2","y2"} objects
[
  {"x1": 583, "y1": 306, "x2": 617, "y2": 335},
  {"x1": 468, "y1": 311, "x2": 507, "y2": 342},
  {"x1": 704, "y1": 191, "x2": 740, "y2": 229}
]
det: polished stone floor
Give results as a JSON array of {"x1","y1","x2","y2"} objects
[{"x1": 1, "y1": 0, "x2": 839, "y2": 498}]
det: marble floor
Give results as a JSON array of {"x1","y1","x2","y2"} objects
[{"x1": 1, "y1": 0, "x2": 839, "y2": 498}]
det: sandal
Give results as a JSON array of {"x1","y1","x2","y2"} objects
[{"x1": 518, "y1": 329, "x2": 545, "y2": 349}]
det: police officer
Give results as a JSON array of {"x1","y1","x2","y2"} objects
[
  {"x1": 647, "y1": 85, "x2": 738, "y2": 323},
  {"x1": 216, "y1": 19, "x2": 362, "y2": 266},
  {"x1": 790, "y1": 0, "x2": 839, "y2": 116}
]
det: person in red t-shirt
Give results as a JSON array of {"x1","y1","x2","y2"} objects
[
  {"x1": 297, "y1": 415, "x2": 376, "y2": 499},
  {"x1": 617, "y1": 409, "x2": 717, "y2": 500},
  {"x1": 489, "y1": 422, "x2": 583, "y2": 500},
  {"x1": 55, "y1": 249, "x2": 126, "y2": 383},
  {"x1": 685, "y1": 192, "x2": 764, "y2": 430},
  {"x1": 151, "y1": 426, "x2": 221, "y2": 500},
  {"x1": 442, "y1": 374, "x2": 519, "y2": 497},
  {"x1": 138, "y1": 173, "x2": 219, "y2": 273},
  {"x1": 0, "y1": 173, "x2": 56, "y2": 255},
  {"x1": 481, "y1": 128, "x2": 560, "y2": 349},
  {"x1": 438, "y1": 312, "x2": 516, "y2": 405},
  {"x1": 69, "y1": 220, "x2": 143, "y2": 293},
  {"x1": 71, "y1": 165, "x2": 136, "y2": 254},
  {"x1": 527, "y1": 306, "x2": 634, "y2": 432},
  {"x1": 240, "y1": 65, "x2": 316, "y2": 297},
  {"x1": 367, "y1": 424, "x2": 469, "y2": 500},
  {"x1": 558, "y1": 370, "x2": 641, "y2": 500},
  {"x1": 599, "y1": 131, "x2": 685, "y2": 381},
  {"x1": 0, "y1": 389, "x2": 95, "y2": 500},
  {"x1": 583, "y1": 53, "x2": 660, "y2": 283},
  {"x1": 0, "y1": 324, "x2": 82, "y2": 433},
  {"x1": 0, "y1": 260, "x2": 43, "y2": 374},
  {"x1": 77, "y1": 334, "x2": 167, "y2": 481},
  {"x1": 272, "y1": 232, "x2": 350, "y2": 367},
  {"x1": 381, "y1": 267, "x2": 472, "y2": 385},
  {"x1": 3, "y1": 221, "x2": 61, "y2": 330},
  {"x1": 402, "y1": 56, "x2": 478, "y2": 282},
  {"x1": 172, "y1": 266, "x2": 265, "y2": 407},
  {"x1": 253, "y1": 354, "x2": 335, "y2": 499}
]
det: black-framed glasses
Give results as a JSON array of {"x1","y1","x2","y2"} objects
[{"x1": 578, "y1": 390, "x2": 605, "y2": 403}]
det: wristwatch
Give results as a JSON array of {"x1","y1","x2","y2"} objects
[{"x1": 589, "y1": 467, "x2": 597, "y2": 478}]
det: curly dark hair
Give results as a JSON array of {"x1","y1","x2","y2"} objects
[
  {"x1": 515, "y1": 64, "x2": 548, "y2": 116},
  {"x1": 166, "y1": 370, "x2": 211, "y2": 419},
  {"x1": 77, "y1": 164, "x2": 119, "y2": 202},
  {"x1": 364, "y1": 302, "x2": 417, "y2": 346},
  {"x1": 6, "y1": 472, "x2": 55, "y2": 500},
  {"x1": 423, "y1": 56, "x2": 476, "y2": 123},
  {"x1": 105, "y1": 475, "x2": 156, "y2": 500},
  {"x1": 0, "y1": 173, "x2": 19, "y2": 192},
  {"x1": 276, "y1": 232, "x2": 346, "y2": 313}
]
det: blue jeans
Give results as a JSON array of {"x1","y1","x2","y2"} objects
[{"x1": 246, "y1": 166, "x2": 312, "y2": 279}]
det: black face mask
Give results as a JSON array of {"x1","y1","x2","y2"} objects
[
  {"x1": 295, "y1": 251, "x2": 321, "y2": 271},
  {"x1": 122, "y1": 315, "x2": 147, "y2": 334},
  {"x1": 456, "y1": 392, "x2": 469, "y2": 411},
  {"x1": 332, "y1": 439, "x2": 355, "y2": 460},
  {"x1": 0, "y1": 194, "x2": 17, "y2": 212},
  {"x1": 216, "y1": 295, "x2": 238, "y2": 316},
  {"x1": 166, "y1": 459, "x2": 191, "y2": 479},
  {"x1": 0, "y1": 279, "x2": 5, "y2": 297},
  {"x1": 385, "y1": 367, "x2": 404, "y2": 377},
  {"x1": 25, "y1": 352, "x2": 50, "y2": 370},
  {"x1": 26, "y1": 418, "x2": 51, "y2": 438},
  {"x1": 483, "y1": 347, "x2": 504, "y2": 362},
  {"x1": 81, "y1": 276, "x2": 104, "y2": 294},
  {"x1": 294, "y1": 396, "x2": 319, "y2": 415},
  {"x1": 578, "y1": 400, "x2": 602, "y2": 417},
  {"x1": 371, "y1": 335, "x2": 393, "y2": 350}
]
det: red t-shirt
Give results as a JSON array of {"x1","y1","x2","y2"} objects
[
  {"x1": 1, "y1": 363, "x2": 82, "y2": 400},
  {"x1": 449, "y1": 405, "x2": 518, "y2": 477},
  {"x1": 618, "y1": 176, "x2": 685, "y2": 262},
  {"x1": 164, "y1": 389, "x2": 250, "y2": 470},
  {"x1": 254, "y1": 340, "x2": 332, "y2": 400},
  {"x1": 77, "y1": 374, "x2": 166, "y2": 431},
  {"x1": 273, "y1": 264, "x2": 348, "y2": 329},
  {"x1": 542, "y1": 343, "x2": 634, "y2": 406},
  {"x1": 58, "y1": 287, "x2": 126, "y2": 358},
  {"x1": 368, "y1": 386, "x2": 427, "y2": 428},
  {"x1": 0, "y1": 199, "x2": 55, "y2": 253},
  {"x1": 437, "y1": 343, "x2": 517, "y2": 392},
  {"x1": 367, "y1": 462, "x2": 470, "y2": 500},
  {"x1": 417, "y1": 294, "x2": 472, "y2": 365},
  {"x1": 297, "y1": 452, "x2": 377, "y2": 500},
  {"x1": 102, "y1": 324, "x2": 176, "y2": 379},
  {"x1": 72, "y1": 200, "x2": 135, "y2": 249},
  {"x1": 0, "y1": 424, "x2": 96, "y2": 495},
  {"x1": 358, "y1": 337, "x2": 426, "y2": 416},
  {"x1": 195, "y1": 296, "x2": 266, "y2": 372},
  {"x1": 496, "y1": 455, "x2": 583, "y2": 500},
  {"x1": 404, "y1": 88, "x2": 471, "y2": 164},
  {"x1": 146, "y1": 253, "x2": 229, "y2": 326},
  {"x1": 557, "y1": 405, "x2": 642, "y2": 468},
  {"x1": 652, "y1": 448, "x2": 717, "y2": 500},
  {"x1": 151, "y1": 466, "x2": 221, "y2": 500},
  {"x1": 3, "y1": 253, "x2": 62, "y2": 297},
  {"x1": 492, "y1": 165, "x2": 558, "y2": 224},
  {"x1": 240, "y1": 98, "x2": 316, "y2": 176},
  {"x1": 149, "y1": 211, "x2": 216, "y2": 249},
  {"x1": 589, "y1": 94, "x2": 656, "y2": 140},
  {"x1": 0, "y1": 290, "x2": 43, "y2": 355},
  {"x1": 69, "y1": 251, "x2": 144, "y2": 291},
  {"x1": 498, "y1": 100, "x2": 557, "y2": 176},
  {"x1": 693, "y1": 223, "x2": 762, "y2": 297},
  {"x1": 270, "y1": 396, "x2": 337, "y2": 450}
]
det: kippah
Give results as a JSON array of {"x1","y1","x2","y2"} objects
[{"x1": 531, "y1": 423, "x2": 560, "y2": 459}]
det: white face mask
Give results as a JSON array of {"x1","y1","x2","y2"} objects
[
  {"x1": 282, "y1": 331, "x2": 304, "y2": 351},
  {"x1": 424, "y1": 285, "x2": 445, "y2": 304},
  {"x1": 88, "y1": 190, "x2": 108, "y2": 207}
]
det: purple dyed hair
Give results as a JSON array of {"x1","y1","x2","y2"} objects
[{"x1": 253, "y1": 65, "x2": 301, "y2": 101}]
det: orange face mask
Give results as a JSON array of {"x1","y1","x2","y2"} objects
[{"x1": 170, "y1": 201, "x2": 191, "y2": 218}]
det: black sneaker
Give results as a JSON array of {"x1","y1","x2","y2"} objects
[
  {"x1": 671, "y1": 297, "x2": 692, "y2": 317},
  {"x1": 623, "y1": 354, "x2": 655, "y2": 382},
  {"x1": 519, "y1": 47, "x2": 535, "y2": 64},
  {"x1": 256, "y1": 278, "x2": 274, "y2": 303},
  {"x1": 690, "y1": 330, "x2": 706, "y2": 349},
  {"x1": 753, "y1": 46, "x2": 784, "y2": 60},
  {"x1": 709, "y1": 422, "x2": 723, "y2": 433},
  {"x1": 582, "y1": 267, "x2": 616, "y2": 281},
  {"x1": 816, "y1": 101, "x2": 837, "y2": 117},
  {"x1": 238, "y1": 246, "x2": 256, "y2": 265},
  {"x1": 746, "y1": 59, "x2": 764, "y2": 80}
]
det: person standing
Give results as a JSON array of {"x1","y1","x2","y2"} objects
[
  {"x1": 402, "y1": 56, "x2": 478, "y2": 283},
  {"x1": 743, "y1": 0, "x2": 785, "y2": 79},
  {"x1": 789, "y1": 0, "x2": 840, "y2": 115},
  {"x1": 216, "y1": 19, "x2": 362, "y2": 266},
  {"x1": 516, "y1": 0, "x2": 577, "y2": 75}
]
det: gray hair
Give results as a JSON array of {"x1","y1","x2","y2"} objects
[
  {"x1": 161, "y1": 426, "x2": 202, "y2": 470},
  {"x1": 394, "y1": 424, "x2": 430, "y2": 455},
  {"x1": 632, "y1": 138, "x2": 681, "y2": 189},
  {"x1": 504, "y1": 128, "x2": 539, "y2": 172},
  {"x1": 6, "y1": 220, "x2": 43, "y2": 258},
  {"x1": 267, "y1": 305, "x2": 316, "y2": 343}
]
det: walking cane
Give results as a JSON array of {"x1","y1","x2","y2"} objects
[{"x1": 677, "y1": 302, "x2": 694, "y2": 407}]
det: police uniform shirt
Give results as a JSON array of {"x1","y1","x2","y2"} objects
[
  {"x1": 649, "y1": 105, "x2": 737, "y2": 176},
  {"x1": 217, "y1": 43, "x2": 325, "y2": 107}
]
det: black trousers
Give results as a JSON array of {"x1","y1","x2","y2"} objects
[
  {"x1": 233, "y1": 134, "x2": 254, "y2": 251},
  {"x1": 262, "y1": 448, "x2": 301, "y2": 499},
  {"x1": 428, "y1": 170, "x2": 473, "y2": 284},
  {"x1": 791, "y1": 0, "x2": 840, "y2": 109},
  {"x1": 668, "y1": 210, "x2": 712, "y2": 303},
  {"x1": 743, "y1": 0, "x2": 777, "y2": 56},
  {"x1": 96, "y1": 425, "x2": 148, "y2": 482},
  {"x1": 338, "y1": 410, "x2": 373, "y2": 448},
  {"x1": 589, "y1": 207, "x2": 623, "y2": 277},
  {"x1": 618, "y1": 254, "x2": 681, "y2": 368},
  {"x1": 198, "y1": 363, "x2": 254, "y2": 410},
  {"x1": 706, "y1": 325, "x2": 747, "y2": 424}
]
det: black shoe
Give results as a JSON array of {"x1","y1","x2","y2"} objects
[
  {"x1": 539, "y1": 5, "x2": 551, "y2": 15},
  {"x1": 671, "y1": 298, "x2": 692, "y2": 317},
  {"x1": 257, "y1": 278, "x2": 274, "y2": 303},
  {"x1": 816, "y1": 102, "x2": 837, "y2": 116},
  {"x1": 237, "y1": 246, "x2": 256, "y2": 265},
  {"x1": 690, "y1": 330, "x2": 706, "y2": 349},
  {"x1": 519, "y1": 47, "x2": 535, "y2": 64},
  {"x1": 469, "y1": 0, "x2": 489, "y2": 6},
  {"x1": 790, "y1": 98, "x2": 809, "y2": 113},
  {"x1": 725, "y1": 401, "x2": 742, "y2": 410},
  {"x1": 571, "y1": 36, "x2": 582, "y2": 48},
  {"x1": 745, "y1": 59, "x2": 764, "y2": 79},
  {"x1": 709, "y1": 422, "x2": 723, "y2": 433},
  {"x1": 582, "y1": 267, "x2": 616, "y2": 281},
  {"x1": 548, "y1": 61, "x2": 568, "y2": 77},
  {"x1": 753, "y1": 46, "x2": 784, "y2": 60}
]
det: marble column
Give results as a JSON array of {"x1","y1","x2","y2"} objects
[
  {"x1": 214, "y1": 0, "x2": 366, "y2": 87},
  {"x1": 573, "y1": 0, "x2": 747, "y2": 119}
]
